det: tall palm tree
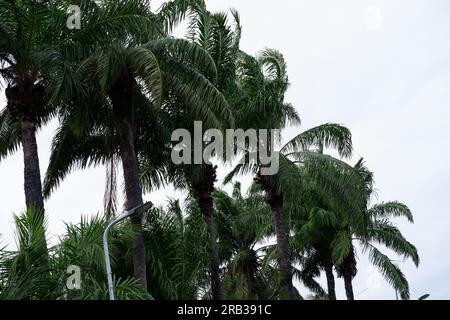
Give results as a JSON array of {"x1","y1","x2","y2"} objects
[
  {"x1": 139, "y1": 6, "x2": 241, "y2": 299},
  {"x1": 337, "y1": 160, "x2": 419, "y2": 300},
  {"x1": 222, "y1": 48, "x2": 299, "y2": 299},
  {"x1": 292, "y1": 156, "x2": 419, "y2": 300},
  {"x1": 226, "y1": 123, "x2": 353, "y2": 299},
  {"x1": 0, "y1": 0, "x2": 66, "y2": 216},
  {"x1": 43, "y1": 0, "x2": 231, "y2": 289},
  {"x1": 186, "y1": 8, "x2": 242, "y2": 300},
  {"x1": 224, "y1": 44, "x2": 353, "y2": 299},
  {"x1": 228, "y1": 46, "x2": 355, "y2": 300}
]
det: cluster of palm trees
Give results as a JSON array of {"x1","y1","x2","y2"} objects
[{"x1": 0, "y1": 0, "x2": 418, "y2": 300}]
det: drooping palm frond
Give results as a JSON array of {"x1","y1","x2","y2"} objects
[
  {"x1": 141, "y1": 203, "x2": 210, "y2": 299},
  {"x1": 282, "y1": 123, "x2": 353, "y2": 158},
  {"x1": 363, "y1": 244, "x2": 410, "y2": 300},
  {"x1": 0, "y1": 108, "x2": 21, "y2": 159},
  {"x1": 369, "y1": 202, "x2": 414, "y2": 223},
  {"x1": 158, "y1": 54, "x2": 233, "y2": 128},
  {"x1": 157, "y1": 0, "x2": 206, "y2": 33},
  {"x1": 0, "y1": 208, "x2": 51, "y2": 299},
  {"x1": 43, "y1": 114, "x2": 114, "y2": 198},
  {"x1": 293, "y1": 260, "x2": 326, "y2": 297},
  {"x1": 367, "y1": 219, "x2": 419, "y2": 266},
  {"x1": 330, "y1": 230, "x2": 353, "y2": 265}
]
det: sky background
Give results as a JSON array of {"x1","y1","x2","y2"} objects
[{"x1": 1, "y1": 0, "x2": 450, "y2": 299}]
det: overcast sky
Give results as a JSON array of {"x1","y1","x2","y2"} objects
[{"x1": 1, "y1": 0, "x2": 450, "y2": 299}]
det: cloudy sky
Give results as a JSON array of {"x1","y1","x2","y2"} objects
[{"x1": 1, "y1": 0, "x2": 450, "y2": 299}]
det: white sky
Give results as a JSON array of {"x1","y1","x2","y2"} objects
[{"x1": 1, "y1": 0, "x2": 450, "y2": 299}]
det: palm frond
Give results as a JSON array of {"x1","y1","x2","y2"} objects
[{"x1": 282, "y1": 123, "x2": 353, "y2": 158}]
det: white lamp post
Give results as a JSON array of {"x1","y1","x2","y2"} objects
[{"x1": 103, "y1": 201, "x2": 153, "y2": 300}]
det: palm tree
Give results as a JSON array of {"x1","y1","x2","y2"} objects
[
  {"x1": 0, "y1": 208, "x2": 50, "y2": 299},
  {"x1": 0, "y1": 0, "x2": 159, "y2": 255},
  {"x1": 213, "y1": 183, "x2": 279, "y2": 299},
  {"x1": 222, "y1": 48, "x2": 299, "y2": 299},
  {"x1": 226, "y1": 123, "x2": 353, "y2": 299},
  {"x1": 292, "y1": 156, "x2": 419, "y2": 300},
  {"x1": 187, "y1": 8, "x2": 242, "y2": 300},
  {"x1": 338, "y1": 160, "x2": 419, "y2": 300},
  {"x1": 223, "y1": 42, "x2": 353, "y2": 299},
  {"x1": 43, "y1": 0, "x2": 231, "y2": 289},
  {"x1": 291, "y1": 156, "x2": 360, "y2": 300},
  {"x1": 105, "y1": 199, "x2": 211, "y2": 300},
  {"x1": 138, "y1": 6, "x2": 242, "y2": 299},
  {"x1": 0, "y1": 0, "x2": 66, "y2": 216}
]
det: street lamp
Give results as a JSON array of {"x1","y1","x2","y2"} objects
[
  {"x1": 103, "y1": 201, "x2": 153, "y2": 300},
  {"x1": 418, "y1": 294, "x2": 430, "y2": 300}
]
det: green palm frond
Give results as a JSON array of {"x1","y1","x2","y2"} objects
[
  {"x1": 143, "y1": 38, "x2": 218, "y2": 84},
  {"x1": 157, "y1": 0, "x2": 205, "y2": 33},
  {"x1": 159, "y1": 55, "x2": 233, "y2": 128},
  {"x1": 330, "y1": 230, "x2": 353, "y2": 265},
  {"x1": 369, "y1": 202, "x2": 414, "y2": 223},
  {"x1": 368, "y1": 219, "x2": 419, "y2": 266},
  {"x1": 364, "y1": 244, "x2": 410, "y2": 300},
  {"x1": 43, "y1": 117, "x2": 113, "y2": 198},
  {"x1": 282, "y1": 123, "x2": 353, "y2": 158},
  {"x1": 0, "y1": 108, "x2": 21, "y2": 159},
  {"x1": 0, "y1": 208, "x2": 50, "y2": 299},
  {"x1": 128, "y1": 46, "x2": 164, "y2": 108}
]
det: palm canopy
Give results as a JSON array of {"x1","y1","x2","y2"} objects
[
  {"x1": 213, "y1": 183, "x2": 280, "y2": 299},
  {"x1": 0, "y1": 0, "x2": 67, "y2": 159},
  {"x1": 140, "y1": 7, "x2": 244, "y2": 186},
  {"x1": 291, "y1": 156, "x2": 419, "y2": 300},
  {"x1": 233, "y1": 49, "x2": 300, "y2": 133},
  {"x1": 43, "y1": 0, "x2": 234, "y2": 198},
  {"x1": 225, "y1": 123, "x2": 353, "y2": 196}
]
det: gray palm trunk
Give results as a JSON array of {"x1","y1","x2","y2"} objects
[
  {"x1": 20, "y1": 118, "x2": 50, "y2": 265},
  {"x1": 265, "y1": 190, "x2": 296, "y2": 300},
  {"x1": 324, "y1": 260, "x2": 337, "y2": 300},
  {"x1": 192, "y1": 164, "x2": 224, "y2": 300},
  {"x1": 6, "y1": 83, "x2": 48, "y2": 262},
  {"x1": 20, "y1": 119, "x2": 45, "y2": 212},
  {"x1": 344, "y1": 274, "x2": 354, "y2": 300},
  {"x1": 6, "y1": 83, "x2": 46, "y2": 215},
  {"x1": 337, "y1": 249, "x2": 357, "y2": 300},
  {"x1": 110, "y1": 76, "x2": 147, "y2": 289},
  {"x1": 118, "y1": 118, "x2": 147, "y2": 289}
]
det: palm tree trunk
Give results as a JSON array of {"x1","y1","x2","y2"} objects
[
  {"x1": 117, "y1": 118, "x2": 147, "y2": 289},
  {"x1": 337, "y1": 247, "x2": 357, "y2": 300},
  {"x1": 110, "y1": 77, "x2": 147, "y2": 289},
  {"x1": 265, "y1": 190, "x2": 296, "y2": 300},
  {"x1": 20, "y1": 119, "x2": 45, "y2": 212},
  {"x1": 324, "y1": 260, "x2": 336, "y2": 300},
  {"x1": 344, "y1": 273, "x2": 354, "y2": 300},
  {"x1": 6, "y1": 83, "x2": 48, "y2": 262},
  {"x1": 192, "y1": 164, "x2": 224, "y2": 300},
  {"x1": 20, "y1": 118, "x2": 49, "y2": 264}
]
